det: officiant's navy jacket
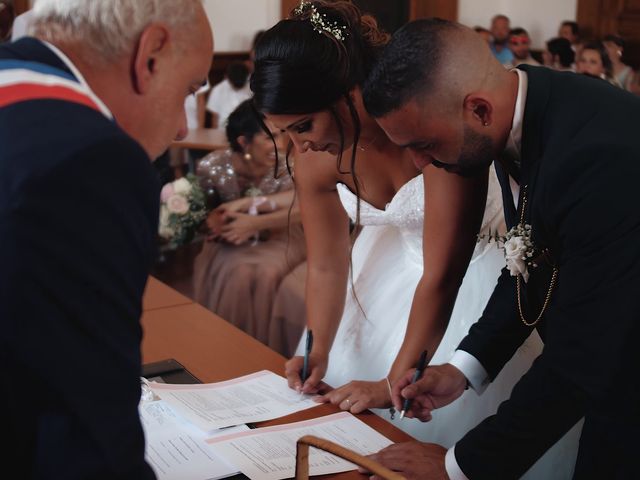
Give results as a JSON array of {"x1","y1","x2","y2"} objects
[
  {"x1": 0, "y1": 38, "x2": 158, "y2": 478},
  {"x1": 456, "y1": 66, "x2": 640, "y2": 479}
]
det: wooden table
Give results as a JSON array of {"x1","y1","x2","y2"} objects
[
  {"x1": 141, "y1": 277, "x2": 414, "y2": 479},
  {"x1": 172, "y1": 128, "x2": 228, "y2": 151},
  {"x1": 142, "y1": 276, "x2": 193, "y2": 311}
]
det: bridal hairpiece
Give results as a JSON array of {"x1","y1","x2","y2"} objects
[{"x1": 295, "y1": 1, "x2": 349, "y2": 42}]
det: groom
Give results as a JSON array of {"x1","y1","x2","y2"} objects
[{"x1": 362, "y1": 19, "x2": 640, "y2": 479}]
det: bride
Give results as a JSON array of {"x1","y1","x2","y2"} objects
[{"x1": 251, "y1": 2, "x2": 579, "y2": 477}]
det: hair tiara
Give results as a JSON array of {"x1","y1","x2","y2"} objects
[{"x1": 295, "y1": 1, "x2": 349, "y2": 42}]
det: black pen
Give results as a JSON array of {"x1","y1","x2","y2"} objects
[
  {"x1": 400, "y1": 349, "x2": 428, "y2": 419},
  {"x1": 300, "y1": 330, "x2": 313, "y2": 389}
]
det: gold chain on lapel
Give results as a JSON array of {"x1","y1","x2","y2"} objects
[{"x1": 516, "y1": 187, "x2": 558, "y2": 327}]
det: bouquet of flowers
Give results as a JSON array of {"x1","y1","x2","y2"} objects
[{"x1": 158, "y1": 174, "x2": 207, "y2": 249}]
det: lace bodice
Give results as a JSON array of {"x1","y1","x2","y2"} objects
[{"x1": 337, "y1": 168, "x2": 505, "y2": 263}]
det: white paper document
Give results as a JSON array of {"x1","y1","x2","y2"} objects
[
  {"x1": 205, "y1": 412, "x2": 394, "y2": 480},
  {"x1": 140, "y1": 399, "x2": 247, "y2": 480},
  {"x1": 148, "y1": 370, "x2": 319, "y2": 430}
]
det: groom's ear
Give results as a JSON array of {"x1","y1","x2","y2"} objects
[{"x1": 463, "y1": 95, "x2": 493, "y2": 127}]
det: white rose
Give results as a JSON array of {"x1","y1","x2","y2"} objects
[
  {"x1": 158, "y1": 205, "x2": 175, "y2": 238},
  {"x1": 172, "y1": 177, "x2": 192, "y2": 195},
  {"x1": 166, "y1": 194, "x2": 189, "y2": 215},
  {"x1": 504, "y1": 236, "x2": 529, "y2": 283}
]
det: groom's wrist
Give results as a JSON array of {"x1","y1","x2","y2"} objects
[{"x1": 448, "y1": 350, "x2": 490, "y2": 394}]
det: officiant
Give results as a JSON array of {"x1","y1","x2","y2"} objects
[{"x1": 362, "y1": 18, "x2": 640, "y2": 479}]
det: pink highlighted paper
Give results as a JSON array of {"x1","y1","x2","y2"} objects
[{"x1": 205, "y1": 412, "x2": 394, "y2": 480}]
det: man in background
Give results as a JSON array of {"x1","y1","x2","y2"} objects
[
  {"x1": 0, "y1": 0, "x2": 213, "y2": 477},
  {"x1": 489, "y1": 14, "x2": 514, "y2": 66},
  {"x1": 206, "y1": 61, "x2": 251, "y2": 129},
  {"x1": 559, "y1": 20, "x2": 583, "y2": 55},
  {"x1": 509, "y1": 27, "x2": 540, "y2": 67}
]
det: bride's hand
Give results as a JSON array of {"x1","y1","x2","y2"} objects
[
  {"x1": 316, "y1": 379, "x2": 391, "y2": 414},
  {"x1": 284, "y1": 353, "x2": 329, "y2": 395}
]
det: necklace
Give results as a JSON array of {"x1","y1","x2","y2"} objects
[
  {"x1": 515, "y1": 187, "x2": 558, "y2": 327},
  {"x1": 357, "y1": 134, "x2": 383, "y2": 152}
]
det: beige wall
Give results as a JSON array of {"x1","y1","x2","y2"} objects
[{"x1": 203, "y1": 0, "x2": 280, "y2": 52}]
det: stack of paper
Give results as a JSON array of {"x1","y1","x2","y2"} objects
[
  {"x1": 140, "y1": 399, "x2": 246, "y2": 480},
  {"x1": 148, "y1": 370, "x2": 319, "y2": 430},
  {"x1": 141, "y1": 370, "x2": 394, "y2": 480}
]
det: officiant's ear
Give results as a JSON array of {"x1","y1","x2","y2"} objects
[
  {"x1": 132, "y1": 24, "x2": 171, "y2": 94},
  {"x1": 464, "y1": 96, "x2": 493, "y2": 127}
]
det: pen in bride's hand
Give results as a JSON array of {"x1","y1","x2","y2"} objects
[
  {"x1": 300, "y1": 330, "x2": 313, "y2": 391},
  {"x1": 400, "y1": 349, "x2": 428, "y2": 419}
]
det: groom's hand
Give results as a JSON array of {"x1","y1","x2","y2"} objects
[
  {"x1": 392, "y1": 363, "x2": 467, "y2": 421},
  {"x1": 359, "y1": 441, "x2": 448, "y2": 480}
]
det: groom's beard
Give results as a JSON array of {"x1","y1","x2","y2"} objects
[{"x1": 433, "y1": 125, "x2": 494, "y2": 178}]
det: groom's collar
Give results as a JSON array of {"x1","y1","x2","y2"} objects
[{"x1": 504, "y1": 68, "x2": 528, "y2": 164}]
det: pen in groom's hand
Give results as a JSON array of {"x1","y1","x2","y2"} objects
[
  {"x1": 300, "y1": 330, "x2": 313, "y2": 390},
  {"x1": 400, "y1": 349, "x2": 428, "y2": 419}
]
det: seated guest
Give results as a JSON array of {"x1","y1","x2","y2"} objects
[
  {"x1": 206, "y1": 61, "x2": 251, "y2": 128},
  {"x1": 543, "y1": 36, "x2": 575, "y2": 71},
  {"x1": 509, "y1": 27, "x2": 540, "y2": 66},
  {"x1": 558, "y1": 20, "x2": 583, "y2": 55},
  {"x1": 603, "y1": 34, "x2": 636, "y2": 91},
  {"x1": 193, "y1": 100, "x2": 306, "y2": 347},
  {"x1": 489, "y1": 14, "x2": 514, "y2": 66},
  {"x1": 577, "y1": 41, "x2": 620, "y2": 87},
  {"x1": 0, "y1": 0, "x2": 212, "y2": 476}
]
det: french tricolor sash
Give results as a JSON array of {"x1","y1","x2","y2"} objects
[{"x1": 0, "y1": 59, "x2": 111, "y2": 118}]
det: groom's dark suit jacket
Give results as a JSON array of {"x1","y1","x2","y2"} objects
[
  {"x1": 455, "y1": 66, "x2": 640, "y2": 479},
  {"x1": 0, "y1": 39, "x2": 158, "y2": 478}
]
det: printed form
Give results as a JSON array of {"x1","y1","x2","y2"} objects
[
  {"x1": 148, "y1": 370, "x2": 319, "y2": 430},
  {"x1": 205, "y1": 412, "x2": 394, "y2": 480},
  {"x1": 140, "y1": 399, "x2": 247, "y2": 480}
]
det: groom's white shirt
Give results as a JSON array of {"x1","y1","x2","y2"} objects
[{"x1": 445, "y1": 69, "x2": 528, "y2": 480}]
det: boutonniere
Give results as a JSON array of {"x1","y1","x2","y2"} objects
[
  {"x1": 477, "y1": 224, "x2": 536, "y2": 283},
  {"x1": 478, "y1": 186, "x2": 558, "y2": 326},
  {"x1": 503, "y1": 224, "x2": 534, "y2": 283}
]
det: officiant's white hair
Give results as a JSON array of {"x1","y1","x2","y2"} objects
[{"x1": 31, "y1": 0, "x2": 203, "y2": 61}]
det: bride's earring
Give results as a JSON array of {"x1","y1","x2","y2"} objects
[{"x1": 244, "y1": 152, "x2": 252, "y2": 161}]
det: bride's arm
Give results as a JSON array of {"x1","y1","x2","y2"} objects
[
  {"x1": 283, "y1": 151, "x2": 352, "y2": 394},
  {"x1": 387, "y1": 166, "x2": 489, "y2": 382}
]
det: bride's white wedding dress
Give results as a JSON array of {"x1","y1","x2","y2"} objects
[{"x1": 295, "y1": 167, "x2": 582, "y2": 479}]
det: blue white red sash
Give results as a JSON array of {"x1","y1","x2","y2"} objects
[{"x1": 0, "y1": 59, "x2": 110, "y2": 118}]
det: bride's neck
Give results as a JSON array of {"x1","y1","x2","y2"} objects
[{"x1": 349, "y1": 88, "x2": 392, "y2": 151}]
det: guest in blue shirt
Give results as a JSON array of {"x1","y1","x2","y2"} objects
[{"x1": 489, "y1": 14, "x2": 514, "y2": 66}]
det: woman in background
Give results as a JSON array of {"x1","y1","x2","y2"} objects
[
  {"x1": 603, "y1": 34, "x2": 636, "y2": 91},
  {"x1": 577, "y1": 41, "x2": 620, "y2": 87},
  {"x1": 193, "y1": 100, "x2": 305, "y2": 346}
]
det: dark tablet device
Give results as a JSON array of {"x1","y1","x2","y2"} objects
[{"x1": 141, "y1": 358, "x2": 201, "y2": 384}]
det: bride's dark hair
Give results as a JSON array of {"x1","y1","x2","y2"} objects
[{"x1": 251, "y1": 0, "x2": 388, "y2": 213}]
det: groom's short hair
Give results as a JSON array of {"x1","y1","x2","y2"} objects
[{"x1": 363, "y1": 18, "x2": 458, "y2": 118}]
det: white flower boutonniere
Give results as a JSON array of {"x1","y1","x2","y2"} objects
[{"x1": 503, "y1": 224, "x2": 535, "y2": 283}]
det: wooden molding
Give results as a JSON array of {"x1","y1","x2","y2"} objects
[
  {"x1": 282, "y1": 0, "x2": 299, "y2": 19},
  {"x1": 410, "y1": 0, "x2": 458, "y2": 21}
]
